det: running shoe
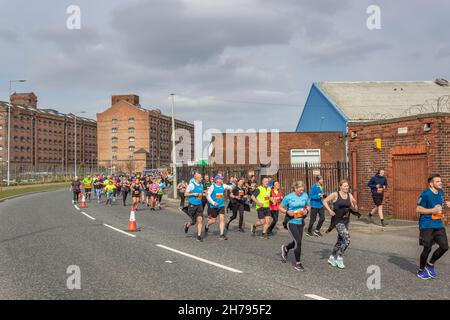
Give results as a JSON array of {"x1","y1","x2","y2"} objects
[
  {"x1": 259, "y1": 233, "x2": 269, "y2": 240},
  {"x1": 238, "y1": 228, "x2": 245, "y2": 232},
  {"x1": 425, "y1": 264, "x2": 437, "y2": 279},
  {"x1": 313, "y1": 230, "x2": 323, "y2": 237},
  {"x1": 281, "y1": 245, "x2": 288, "y2": 263},
  {"x1": 417, "y1": 269, "x2": 431, "y2": 280},
  {"x1": 72, "y1": 200, "x2": 75, "y2": 204},
  {"x1": 381, "y1": 220, "x2": 388, "y2": 227},
  {"x1": 184, "y1": 222, "x2": 189, "y2": 234},
  {"x1": 305, "y1": 231, "x2": 314, "y2": 237},
  {"x1": 196, "y1": 236, "x2": 203, "y2": 242},
  {"x1": 219, "y1": 234, "x2": 228, "y2": 240},
  {"x1": 328, "y1": 255, "x2": 337, "y2": 267},
  {"x1": 294, "y1": 263, "x2": 305, "y2": 272},
  {"x1": 335, "y1": 256, "x2": 345, "y2": 269},
  {"x1": 267, "y1": 231, "x2": 274, "y2": 236},
  {"x1": 251, "y1": 224, "x2": 256, "y2": 236}
]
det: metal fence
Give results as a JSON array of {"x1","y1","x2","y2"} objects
[
  {"x1": 0, "y1": 165, "x2": 109, "y2": 186},
  {"x1": 176, "y1": 162, "x2": 349, "y2": 196}
]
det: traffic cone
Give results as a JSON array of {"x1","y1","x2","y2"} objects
[
  {"x1": 80, "y1": 194, "x2": 87, "y2": 208},
  {"x1": 128, "y1": 207, "x2": 138, "y2": 232}
]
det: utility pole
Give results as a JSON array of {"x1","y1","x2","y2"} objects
[{"x1": 170, "y1": 94, "x2": 177, "y2": 199}]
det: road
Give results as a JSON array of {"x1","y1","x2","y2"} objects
[{"x1": 0, "y1": 189, "x2": 449, "y2": 300}]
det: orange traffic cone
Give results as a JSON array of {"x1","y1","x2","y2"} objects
[
  {"x1": 80, "y1": 194, "x2": 87, "y2": 208},
  {"x1": 128, "y1": 207, "x2": 138, "y2": 232}
]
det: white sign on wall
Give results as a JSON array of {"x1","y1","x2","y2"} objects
[{"x1": 397, "y1": 127, "x2": 408, "y2": 134}]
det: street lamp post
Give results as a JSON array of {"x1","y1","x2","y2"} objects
[
  {"x1": 170, "y1": 94, "x2": 177, "y2": 199},
  {"x1": 73, "y1": 111, "x2": 86, "y2": 177},
  {"x1": 7, "y1": 79, "x2": 27, "y2": 186}
]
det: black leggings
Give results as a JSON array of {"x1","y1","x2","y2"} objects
[
  {"x1": 308, "y1": 207, "x2": 325, "y2": 233},
  {"x1": 73, "y1": 191, "x2": 80, "y2": 202},
  {"x1": 229, "y1": 202, "x2": 244, "y2": 228},
  {"x1": 420, "y1": 246, "x2": 449, "y2": 270},
  {"x1": 122, "y1": 190, "x2": 129, "y2": 205},
  {"x1": 268, "y1": 210, "x2": 279, "y2": 233},
  {"x1": 179, "y1": 192, "x2": 185, "y2": 207},
  {"x1": 286, "y1": 223, "x2": 304, "y2": 263}
]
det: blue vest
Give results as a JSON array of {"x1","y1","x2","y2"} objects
[
  {"x1": 188, "y1": 182, "x2": 204, "y2": 205},
  {"x1": 210, "y1": 184, "x2": 225, "y2": 208}
]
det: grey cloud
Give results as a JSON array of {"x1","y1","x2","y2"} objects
[{"x1": 0, "y1": 29, "x2": 19, "y2": 42}]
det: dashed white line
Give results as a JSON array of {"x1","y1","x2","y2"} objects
[
  {"x1": 304, "y1": 294, "x2": 329, "y2": 300},
  {"x1": 103, "y1": 223, "x2": 136, "y2": 238},
  {"x1": 81, "y1": 211, "x2": 96, "y2": 220},
  {"x1": 156, "y1": 244, "x2": 243, "y2": 274},
  {"x1": 74, "y1": 205, "x2": 80, "y2": 210}
]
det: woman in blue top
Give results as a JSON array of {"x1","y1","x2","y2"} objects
[{"x1": 279, "y1": 181, "x2": 310, "y2": 272}]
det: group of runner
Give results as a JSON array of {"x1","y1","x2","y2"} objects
[
  {"x1": 179, "y1": 171, "x2": 448, "y2": 279},
  {"x1": 71, "y1": 173, "x2": 167, "y2": 209}
]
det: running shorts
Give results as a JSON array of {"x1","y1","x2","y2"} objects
[
  {"x1": 84, "y1": 188, "x2": 92, "y2": 193},
  {"x1": 419, "y1": 227, "x2": 449, "y2": 249},
  {"x1": 257, "y1": 207, "x2": 271, "y2": 219},
  {"x1": 188, "y1": 204, "x2": 204, "y2": 219},
  {"x1": 372, "y1": 193, "x2": 384, "y2": 206},
  {"x1": 207, "y1": 207, "x2": 225, "y2": 218}
]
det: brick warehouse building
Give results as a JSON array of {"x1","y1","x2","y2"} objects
[
  {"x1": 0, "y1": 93, "x2": 97, "y2": 172},
  {"x1": 348, "y1": 113, "x2": 450, "y2": 220},
  {"x1": 209, "y1": 131, "x2": 346, "y2": 165},
  {"x1": 97, "y1": 94, "x2": 194, "y2": 173}
]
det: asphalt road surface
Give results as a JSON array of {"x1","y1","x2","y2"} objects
[{"x1": 0, "y1": 189, "x2": 449, "y2": 300}]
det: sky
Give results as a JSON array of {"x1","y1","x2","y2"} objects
[{"x1": 0, "y1": 0, "x2": 449, "y2": 132}]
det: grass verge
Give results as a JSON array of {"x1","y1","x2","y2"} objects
[{"x1": 0, "y1": 183, "x2": 69, "y2": 200}]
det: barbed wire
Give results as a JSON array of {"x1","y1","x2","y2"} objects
[{"x1": 402, "y1": 95, "x2": 450, "y2": 116}]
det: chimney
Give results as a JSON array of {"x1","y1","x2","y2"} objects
[
  {"x1": 10, "y1": 92, "x2": 38, "y2": 108},
  {"x1": 112, "y1": 94, "x2": 140, "y2": 106}
]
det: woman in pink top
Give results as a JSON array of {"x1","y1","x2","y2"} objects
[{"x1": 268, "y1": 181, "x2": 283, "y2": 236}]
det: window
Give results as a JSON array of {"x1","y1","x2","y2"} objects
[
  {"x1": 290, "y1": 149, "x2": 321, "y2": 164},
  {"x1": 0, "y1": 125, "x2": 2, "y2": 130},
  {"x1": 128, "y1": 127, "x2": 135, "y2": 134},
  {"x1": 128, "y1": 117, "x2": 135, "y2": 124},
  {"x1": 112, "y1": 156, "x2": 117, "y2": 161},
  {"x1": 128, "y1": 146, "x2": 135, "y2": 152},
  {"x1": 129, "y1": 136, "x2": 135, "y2": 142},
  {"x1": 0, "y1": 145, "x2": 2, "y2": 151},
  {"x1": 112, "y1": 127, "x2": 118, "y2": 133},
  {"x1": 112, "y1": 146, "x2": 118, "y2": 153},
  {"x1": 112, "y1": 118, "x2": 118, "y2": 124},
  {"x1": 0, "y1": 114, "x2": 2, "y2": 120},
  {"x1": 112, "y1": 137, "x2": 118, "y2": 143}
]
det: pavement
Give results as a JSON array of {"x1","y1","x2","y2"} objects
[{"x1": 0, "y1": 189, "x2": 449, "y2": 300}]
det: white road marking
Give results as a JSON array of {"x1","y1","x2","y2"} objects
[
  {"x1": 165, "y1": 260, "x2": 173, "y2": 264},
  {"x1": 81, "y1": 211, "x2": 96, "y2": 220},
  {"x1": 156, "y1": 244, "x2": 243, "y2": 274},
  {"x1": 304, "y1": 294, "x2": 329, "y2": 300},
  {"x1": 103, "y1": 224, "x2": 136, "y2": 238},
  {"x1": 74, "y1": 205, "x2": 80, "y2": 210}
]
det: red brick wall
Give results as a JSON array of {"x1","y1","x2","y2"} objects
[
  {"x1": 348, "y1": 114, "x2": 450, "y2": 217},
  {"x1": 210, "y1": 131, "x2": 345, "y2": 165}
]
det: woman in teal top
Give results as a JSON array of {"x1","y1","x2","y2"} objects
[{"x1": 279, "y1": 181, "x2": 310, "y2": 272}]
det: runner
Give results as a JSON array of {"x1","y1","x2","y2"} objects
[
  {"x1": 177, "y1": 179, "x2": 187, "y2": 208},
  {"x1": 104, "y1": 180, "x2": 116, "y2": 207},
  {"x1": 157, "y1": 177, "x2": 166, "y2": 210},
  {"x1": 368, "y1": 169, "x2": 388, "y2": 226},
  {"x1": 307, "y1": 176, "x2": 326, "y2": 237},
  {"x1": 323, "y1": 180, "x2": 360, "y2": 269},
  {"x1": 416, "y1": 174, "x2": 450, "y2": 280},
  {"x1": 122, "y1": 177, "x2": 131, "y2": 206},
  {"x1": 148, "y1": 179, "x2": 160, "y2": 211},
  {"x1": 279, "y1": 181, "x2": 310, "y2": 271},
  {"x1": 131, "y1": 179, "x2": 142, "y2": 211},
  {"x1": 205, "y1": 175, "x2": 234, "y2": 240},
  {"x1": 226, "y1": 178, "x2": 247, "y2": 232},
  {"x1": 93, "y1": 176, "x2": 104, "y2": 204},
  {"x1": 250, "y1": 177, "x2": 272, "y2": 239},
  {"x1": 70, "y1": 176, "x2": 82, "y2": 204},
  {"x1": 184, "y1": 173, "x2": 205, "y2": 242},
  {"x1": 202, "y1": 174, "x2": 212, "y2": 212},
  {"x1": 82, "y1": 175, "x2": 93, "y2": 201},
  {"x1": 268, "y1": 181, "x2": 283, "y2": 236}
]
